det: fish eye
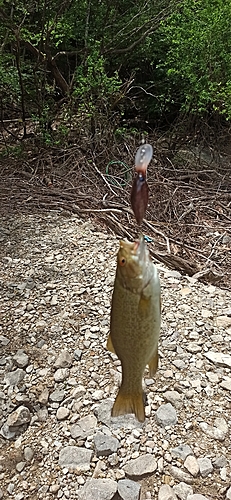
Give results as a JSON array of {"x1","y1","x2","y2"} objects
[{"x1": 119, "y1": 257, "x2": 126, "y2": 266}]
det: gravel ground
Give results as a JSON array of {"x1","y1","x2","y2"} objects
[{"x1": 0, "y1": 211, "x2": 231, "y2": 500}]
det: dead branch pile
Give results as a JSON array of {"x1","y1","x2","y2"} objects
[{"x1": 0, "y1": 135, "x2": 230, "y2": 289}]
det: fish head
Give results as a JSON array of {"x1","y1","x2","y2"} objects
[{"x1": 116, "y1": 234, "x2": 150, "y2": 291}]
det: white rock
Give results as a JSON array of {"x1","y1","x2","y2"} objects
[
  {"x1": 56, "y1": 407, "x2": 70, "y2": 420},
  {"x1": 163, "y1": 390, "x2": 183, "y2": 409},
  {"x1": 7, "y1": 406, "x2": 31, "y2": 427},
  {"x1": 184, "y1": 455, "x2": 199, "y2": 477},
  {"x1": 199, "y1": 422, "x2": 226, "y2": 441},
  {"x1": 197, "y1": 457, "x2": 213, "y2": 477},
  {"x1": 204, "y1": 351, "x2": 231, "y2": 368},
  {"x1": 173, "y1": 482, "x2": 193, "y2": 500},
  {"x1": 171, "y1": 444, "x2": 193, "y2": 460},
  {"x1": 118, "y1": 479, "x2": 141, "y2": 500},
  {"x1": 187, "y1": 496, "x2": 210, "y2": 500},
  {"x1": 220, "y1": 466, "x2": 227, "y2": 480},
  {"x1": 54, "y1": 350, "x2": 73, "y2": 368},
  {"x1": 92, "y1": 389, "x2": 104, "y2": 400},
  {"x1": 70, "y1": 415, "x2": 97, "y2": 440},
  {"x1": 78, "y1": 478, "x2": 117, "y2": 500},
  {"x1": 0, "y1": 423, "x2": 16, "y2": 439},
  {"x1": 169, "y1": 466, "x2": 194, "y2": 484},
  {"x1": 156, "y1": 403, "x2": 177, "y2": 427},
  {"x1": 13, "y1": 350, "x2": 29, "y2": 368},
  {"x1": 38, "y1": 388, "x2": 49, "y2": 405},
  {"x1": 50, "y1": 295, "x2": 58, "y2": 305},
  {"x1": 123, "y1": 454, "x2": 157, "y2": 478},
  {"x1": 58, "y1": 446, "x2": 93, "y2": 472},
  {"x1": 158, "y1": 484, "x2": 177, "y2": 500},
  {"x1": 54, "y1": 368, "x2": 70, "y2": 382},
  {"x1": 4, "y1": 369, "x2": 25, "y2": 387},
  {"x1": 24, "y1": 446, "x2": 34, "y2": 462},
  {"x1": 214, "y1": 417, "x2": 228, "y2": 435},
  {"x1": 226, "y1": 486, "x2": 231, "y2": 499},
  {"x1": 216, "y1": 316, "x2": 231, "y2": 328},
  {"x1": 220, "y1": 378, "x2": 231, "y2": 391},
  {"x1": 94, "y1": 432, "x2": 119, "y2": 457}
]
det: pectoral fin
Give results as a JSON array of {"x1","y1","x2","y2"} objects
[
  {"x1": 107, "y1": 334, "x2": 116, "y2": 354},
  {"x1": 148, "y1": 349, "x2": 158, "y2": 377},
  {"x1": 111, "y1": 389, "x2": 145, "y2": 422},
  {"x1": 138, "y1": 294, "x2": 151, "y2": 315}
]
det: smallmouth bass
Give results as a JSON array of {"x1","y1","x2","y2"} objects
[{"x1": 107, "y1": 235, "x2": 161, "y2": 422}]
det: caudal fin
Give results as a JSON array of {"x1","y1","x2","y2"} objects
[{"x1": 111, "y1": 389, "x2": 145, "y2": 422}]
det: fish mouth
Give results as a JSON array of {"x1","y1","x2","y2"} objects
[
  {"x1": 133, "y1": 234, "x2": 146, "y2": 260},
  {"x1": 120, "y1": 235, "x2": 146, "y2": 264}
]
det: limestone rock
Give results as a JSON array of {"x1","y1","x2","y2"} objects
[
  {"x1": 38, "y1": 388, "x2": 49, "y2": 405},
  {"x1": 204, "y1": 351, "x2": 231, "y2": 369},
  {"x1": 77, "y1": 478, "x2": 117, "y2": 500},
  {"x1": 13, "y1": 350, "x2": 29, "y2": 368},
  {"x1": 156, "y1": 403, "x2": 177, "y2": 427},
  {"x1": 216, "y1": 316, "x2": 231, "y2": 328},
  {"x1": 54, "y1": 368, "x2": 70, "y2": 382},
  {"x1": 163, "y1": 390, "x2": 183, "y2": 409},
  {"x1": 169, "y1": 466, "x2": 194, "y2": 484},
  {"x1": 24, "y1": 446, "x2": 34, "y2": 462},
  {"x1": 173, "y1": 482, "x2": 194, "y2": 500},
  {"x1": 70, "y1": 415, "x2": 97, "y2": 440},
  {"x1": 158, "y1": 484, "x2": 177, "y2": 499},
  {"x1": 214, "y1": 417, "x2": 228, "y2": 435},
  {"x1": 184, "y1": 455, "x2": 199, "y2": 477},
  {"x1": 7, "y1": 406, "x2": 31, "y2": 427},
  {"x1": 197, "y1": 457, "x2": 213, "y2": 477},
  {"x1": 118, "y1": 479, "x2": 141, "y2": 500},
  {"x1": 59, "y1": 446, "x2": 93, "y2": 472},
  {"x1": 54, "y1": 350, "x2": 73, "y2": 368},
  {"x1": 0, "y1": 423, "x2": 16, "y2": 439},
  {"x1": 213, "y1": 455, "x2": 227, "y2": 468},
  {"x1": 49, "y1": 389, "x2": 65, "y2": 403},
  {"x1": 171, "y1": 444, "x2": 193, "y2": 461},
  {"x1": 220, "y1": 378, "x2": 231, "y2": 391},
  {"x1": 4, "y1": 369, "x2": 25, "y2": 387},
  {"x1": 56, "y1": 407, "x2": 70, "y2": 420},
  {"x1": 94, "y1": 432, "x2": 119, "y2": 457},
  {"x1": 123, "y1": 454, "x2": 157, "y2": 479},
  {"x1": 199, "y1": 422, "x2": 226, "y2": 441}
]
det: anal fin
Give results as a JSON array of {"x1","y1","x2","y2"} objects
[
  {"x1": 111, "y1": 389, "x2": 145, "y2": 422},
  {"x1": 107, "y1": 334, "x2": 116, "y2": 354},
  {"x1": 148, "y1": 349, "x2": 158, "y2": 377}
]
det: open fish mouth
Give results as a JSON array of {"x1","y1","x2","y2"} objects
[{"x1": 133, "y1": 234, "x2": 146, "y2": 260}]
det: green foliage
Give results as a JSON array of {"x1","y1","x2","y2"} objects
[
  {"x1": 73, "y1": 47, "x2": 122, "y2": 113},
  {"x1": 0, "y1": 0, "x2": 231, "y2": 148},
  {"x1": 160, "y1": 0, "x2": 231, "y2": 118}
]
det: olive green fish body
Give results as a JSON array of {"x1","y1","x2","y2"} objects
[{"x1": 108, "y1": 236, "x2": 161, "y2": 422}]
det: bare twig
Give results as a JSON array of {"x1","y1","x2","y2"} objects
[{"x1": 91, "y1": 160, "x2": 118, "y2": 197}]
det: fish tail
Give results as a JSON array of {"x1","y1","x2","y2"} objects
[{"x1": 111, "y1": 389, "x2": 145, "y2": 422}]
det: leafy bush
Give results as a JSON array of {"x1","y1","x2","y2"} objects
[{"x1": 160, "y1": 0, "x2": 231, "y2": 118}]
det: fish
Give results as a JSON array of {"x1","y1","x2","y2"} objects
[
  {"x1": 131, "y1": 144, "x2": 153, "y2": 225},
  {"x1": 107, "y1": 234, "x2": 161, "y2": 422}
]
